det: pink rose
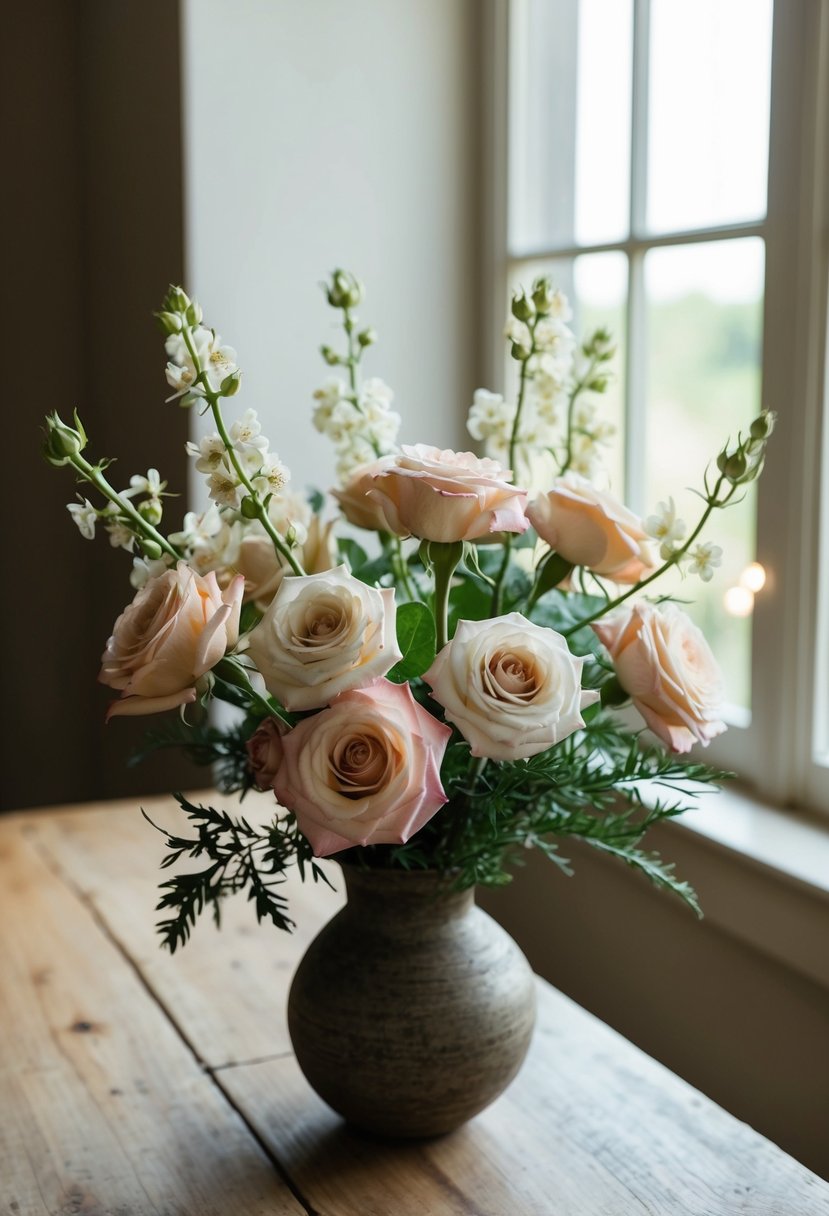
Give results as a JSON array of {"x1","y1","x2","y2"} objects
[
  {"x1": 246, "y1": 717, "x2": 287, "y2": 790},
  {"x1": 272, "y1": 681, "x2": 451, "y2": 857},
  {"x1": 593, "y1": 602, "x2": 726, "y2": 753},
  {"x1": 332, "y1": 457, "x2": 400, "y2": 533},
  {"x1": 367, "y1": 445, "x2": 528, "y2": 543},
  {"x1": 527, "y1": 474, "x2": 653, "y2": 584},
  {"x1": 99, "y1": 562, "x2": 243, "y2": 718},
  {"x1": 424, "y1": 612, "x2": 598, "y2": 760}
]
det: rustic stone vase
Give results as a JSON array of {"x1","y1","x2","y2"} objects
[{"x1": 287, "y1": 863, "x2": 536, "y2": 1139}]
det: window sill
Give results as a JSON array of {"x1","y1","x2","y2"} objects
[{"x1": 654, "y1": 784, "x2": 829, "y2": 990}]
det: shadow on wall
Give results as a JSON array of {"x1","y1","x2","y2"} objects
[
  {"x1": 1, "y1": 1, "x2": 201, "y2": 810},
  {"x1": 479, "y1": 837, "x2": 829, "y2": 1180}
]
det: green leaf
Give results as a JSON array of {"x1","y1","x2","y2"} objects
[
  {"x1": 530, "y1": 550, "x2": 574, "y2": 606},
  {"x1": 307, "y1": 486, "x2": 325, "y2": 513},
  {"x1": 337, "y1": 537, "x2": 369, "y2": 573},
  {"x1": 239, "y1": 601, "x2": 263, "y2": 635},
  {"x1": 387, "y1": 601, "x2": 437, "y2": 682}
]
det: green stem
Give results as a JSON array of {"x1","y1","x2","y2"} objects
[
  {"x1": 214, "y1": 657, "x2": 293, "y2": 727},
  {"x1": 180, "y1": 327, "x2": 304, "y2": 577},
  {"x1": 430, "y1": 541, "x2": 463, "y2": 651},
  {"x1": 492, "y1": 323, "x2": 538, "y2": 617},
  {"x1": 71, "y1": 452, "x2": 182, "y2": 561},
  {"x1": 562, "y1": 477, "x2": 733, "y2": 638},
  {"x1": 558, "y1": 355, "x2": 599, "y2": 476},
  {"x1": 394, "y1": 537, "x2": 418, "y2": 601},
  {"x1": 343, "y1": 307, "x2": 360, "y2": 401}
]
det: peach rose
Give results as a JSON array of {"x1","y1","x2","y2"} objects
[
  {"x1": 246, "y1": 717, "x2": 287, "y2": 790},
  {"x1": 367, "y1": 445, "x2": 529, "y2": 543},
  {"x1": 273, "y1": 681, "x2": 451, "y2": 857},
  {"x1": 231, "y1": 516, "x2": 338, "y2": 611},
  {"x1": 99, "y1": 562, "x2": 243, "y2": 718},
  {"x1": 592, "y1": 601, "x2": 726, "y2": 753},
  {"x1": 332, "y1": 457, "x2": 399, "y2": 533},
  {"x1": 424, "y1": 612, "x2": 599, "y2": 760},
  {"x1": 246, "y1": 565, "x2": 402, "y2": 711},
  {"x1": 527, "y1": 474, "x2": 653, "y2": 584}
]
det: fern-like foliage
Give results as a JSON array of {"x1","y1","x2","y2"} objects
[{"x1": 143, "y1": 794, "x2": 333, "y2": 952}]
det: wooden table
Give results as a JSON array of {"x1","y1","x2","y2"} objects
[{"x1": 2, "y1": 794, "x2": 828, "y2": 1215}]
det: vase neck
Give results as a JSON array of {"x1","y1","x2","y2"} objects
[{"x1": 340, "y1": 865, "x2": 474, "y2": 926}]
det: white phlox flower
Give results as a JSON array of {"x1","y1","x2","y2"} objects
[
  {"x1": 687, "y1": 541, "x2": 723, "y2": 582},
  {"x1": 67, "y1": 498, "x2": 98, "y2": 540},
  {"x1": 645, "y1": 497, "x2": 688, "y2": 561},
  {"x1": 165, "y1": 325, "x2": 237, "y2": 401},
  {"x1": 208, "y1": 469, "x2": 242, "y2": 508},
  {"x1": 130, "y1": 555, "x2": 171, "y2": 590}
]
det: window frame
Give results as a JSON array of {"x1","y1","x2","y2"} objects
[{"x1": 483, "y1": 0, "x2": 829, "y2": 814}]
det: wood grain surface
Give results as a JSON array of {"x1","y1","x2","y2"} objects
[{"x1": 2, "y1": 792, "x2": 828, "y2": 1214}]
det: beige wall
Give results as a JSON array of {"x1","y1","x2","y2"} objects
[{"x1": 181, "y1": 0, "x2": 478, "y2": 492}]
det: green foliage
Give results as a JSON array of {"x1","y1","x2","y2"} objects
[
  {"x1": 337, "y1": 536, "x2": 369, "y2": 572},
  {"x1": 130, "y1": 717, "x2": 257, "y2": 794},
  {"x1": 143, "y1": 794, "x2": 333, "y2": 952},
  {"x1": 387, "y1": 600, "x2": 437, "y2": 682}
]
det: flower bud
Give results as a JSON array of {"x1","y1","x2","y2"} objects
[
  {"x1": 43, "y1": 412, "x2": 87, "y2": 466},
  {"x1": 139, "y1": 538, "x2": 163, "y2": 560},
  {"x1": 240, "y1": 495, "x2": 259, "y2": 520},
  {"x1": 510, "y1": 341, "x2": 531, "y2": 362},
  {"x1": 750, "y1": 410, "x2": 776, "y2": 440},
  {"x1": 531, "y1": 276, "x2": 556, "y2": 316},
  {"x1": 220, "y1": 370, "x2": 242, "y2": 397},
  {"x1": 139, "y1": 498, "x2": 163, "y2": 526},
  {"x1": 185, "y1": 300, "x2": 203, "y2": 327},
  {"x1": 588, "y1": 376, "x2": 609, "y2": 393},
  {"x1": 511, "y1": 291, "x2": 534, "y2": 322},
  {"x1": 155, "y1": 310, "x2": 183, "y2": 335},
  {"x1": 326, "y1": 269, "x2": 363, "y2": 310},
  {"x1": 723, "y1": 451, "x2": 748, "y2": 482},
  {"x1": 357, "y1": 327, "x2": 377, "y2": 348},
  {"x1": 320, "y1": 345, "x2": 340, "y2": 366},
  {"x1": 163, "y1": 285, "x2": 190, "y2": 314}
]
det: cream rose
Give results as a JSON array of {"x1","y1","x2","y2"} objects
[
  {"x1": 332, "y1": 457, "x2": 399, "y2": 533},
  {"x1": 527, "y1": 474, "x2": 653, "y2": 584},
  {"x1": 424, "y1": 612, "x2": 599, "y2": 760},
  {"x1": 592, "y1": 601, "x2": 726, "y2": 754},
  {"x1": 367, "y1": 445, "x2": 529, "y2": 543},
  {"x1": 229, "y1": 516, "x2": 338, "y2": 611},
  {"x1": 273, "y1": 681, "x2": 451, "y2": 857},
  {"x1": 99, "y1": 562, "x2": 243, "y2": 718},
  {"x1": 246, "y1": 565, "x2": 402, "y2": 711}
]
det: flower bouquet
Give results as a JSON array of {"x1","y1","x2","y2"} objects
[{"x1": 43, "y1": 270, "x2": 773, "y2": 1136}]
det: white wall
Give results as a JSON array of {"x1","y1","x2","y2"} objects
[{"x1": 181, "y1": 0, "x2": 477, "y2": 499}]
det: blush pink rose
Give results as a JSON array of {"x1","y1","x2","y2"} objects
[
  {"x1": 272, "y1": 681, "x2": 451, "y2": 857},
  {"x1": 246, "y1": 717, "x2": 288, "y2": 790},
  {"x1": 527, "y1": 474, "x2": 654, "y2": 584},
  {"x1": 367, "y1": 445, "x2": 528, "y2": 543},
  {"x1": 332, "y1": 457, "x2": 400, "y2": 533},
  {"x1": 99, "y1": 562, "x2": 243, "y2": 718},
  {"x1": 592, "y1": 601, "x2": 727, "y2": 753}
]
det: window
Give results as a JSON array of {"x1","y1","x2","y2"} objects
[{"x1": 489, "y1": 0, "x2": 829, "y2": 812}]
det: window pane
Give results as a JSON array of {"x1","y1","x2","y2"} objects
[
  {"x1": 646, "y1": 0, "x2": 773, "y2": 235},
  {"x1": 509, "y1": 0, "x2": 632, "y2": 254},
  {"x1": 507, "y1": 253, "x2": 627, "y2": 496},
  {"x1": 644, "y1": 238, "x2": 765, "y2": 713}
]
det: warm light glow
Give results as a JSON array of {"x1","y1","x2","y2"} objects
[
  {"x1": 739, "y1": 561, "x2": 766, "y2": 593},
  {"x1": 724, "y1": 586, "x2": 754, "y2": 617}
]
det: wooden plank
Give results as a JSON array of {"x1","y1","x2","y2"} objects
[
  {"x1": 0, "y1": 820, "x2": 307, "y2": 1215},
  {"x1": 217, "y1": 982, "x2": 829, "y2": 1216},
  {"x1": 26, "y1": 793, "x2": 344, "y2": 1069}
]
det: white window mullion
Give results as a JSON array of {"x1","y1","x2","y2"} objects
[{"x1": 624, "y1": 0, "x2": 650, "y2": 513}]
